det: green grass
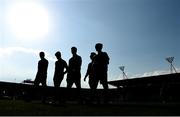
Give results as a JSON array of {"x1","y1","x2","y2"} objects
[{"x1": 0, "y1": 99, "x2": 180, "y2": 115}]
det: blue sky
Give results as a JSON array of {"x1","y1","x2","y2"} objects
[{"x1": 0, "y1": 0, "x2": 180, "y2": 88}]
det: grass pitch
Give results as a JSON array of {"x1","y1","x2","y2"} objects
[{"x1": 0, "y1": 99, "x2": 180, "y2": 116}]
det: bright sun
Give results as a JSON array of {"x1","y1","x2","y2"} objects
[{"x1": 6, "y1": 1, "x2": 49, "y2": 40}]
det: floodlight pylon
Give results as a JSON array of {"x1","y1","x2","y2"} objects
[
  {"x1": 165, "y1": 57, "x2": 177, "y2": 73},
  {"x1": 119, "y1": 66, "x2": 128, "y2": 79}
]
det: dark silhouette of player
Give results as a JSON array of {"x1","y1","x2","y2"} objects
[
  {"x1": 53, "y1": 51, "x2": 68, "y2": 87},
  {"x1": 34, "y1": 51, "x2": 48, "y2": 103},
  {"x1": 84, "y1": 52, "x2": 97, "y2": 89},
  {"x1": 93, "y1": 43, "x2": 110, "y2": 89},
  {"x1": 34, "y1": 52, "x2": 49, "y2": 86},
  {"x1": 84, "y1": 52, "x2": 98, "y2": 104},
  {"x1": 66, "y1": 47, "x2": 82, "y2": 89},
  {"x1": 53, "y1": 51, "x2": 68, "y2": 104},
  {"x1": 92, "y1": 43, "x2": 110, "y2": 104}
]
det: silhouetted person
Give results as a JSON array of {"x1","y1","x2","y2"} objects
[
  {"x1": 66, "y1": 47, "x2": 82, "y2": 89},
  {"x1": 53, "y1": 51, "x2": 68, "y2": 104},
  {"x1": 34, "y1": 52, "x2": 49, "y2": 86},
  {"x1": 93, "y1": 43, "x2": 110, "y2": 104},
  {"x1": 34, "y1": 51, "x2": 48, "y2": 103},
  {"x1": 84, "y1": 52, "x2": 97, "y2": 89},
  {"x1": 93, "y1": 43, "x2": 109, "y2": 89},
  {"x1": 53, "y1": 51, "x2": 68, "y2": 87},
  {"x1": 84, "y1": 52, "x2": 98, "y2": 104}
]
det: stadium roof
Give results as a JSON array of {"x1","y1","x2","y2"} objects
[{"x1": 108, "y1": 73, "x2": 180, "y2": 88}]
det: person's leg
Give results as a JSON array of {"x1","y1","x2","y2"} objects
[
  {"x1": 75, "y1": 79, "x2": 81, "y2": 89},
  {"x1": 74, "y1": 73, "x2": 81, "y2": 89},
  {"x1": 89, "y1": 79, "x2": 98, "y2": 104},
  {"x1": 93, "y1": 79, "x2": 99, "y2": 89},
  {"x1": 67, "y1": 80, "x2": 73, "y2": 88},
  {"x1": 92, "y1": 73, "x2": 100, "y2": 104},
  {"x1": 100, "y1": 73, "x2": 109, "y2": 104},
  {"x1": 53, "y1": 78, "x2": 58, "y2": 87},
  {"x1": 53, "y1": 79, "x2": 59, "y2": 103},
  {"x1": 41, "y1": 78, "x2": 47, "y2": 103},
  {"x1": 66, "y1": 74, "x2": 74, "y2": 88},
  {"x1": 101, "y1": 72, "x2": 108, "y2": 90},
  {"x1": 57, "y1": 78, "x2": 64, "y2": 103},
  {"x1": 29, "y1": 77, "x2": 41, "y2": 102},
  {"x1": 59, "y1": 77, "x2": 64, "y2": 87},
  {"x1": 41, "y1": 78, "x2": 47, "y2": 87},
  {"x1": 74, "y1": 74, "x2": 82, "y2": 104},
  {"x1": 34, "y1": 78, "x2": 40, "y2": 86},
  {"x1": 102, "y1": 81, "x2": 108, "y2": 90}
]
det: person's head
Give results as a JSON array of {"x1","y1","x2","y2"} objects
[
  {"x1": 39, "y1": 52, "x2": 45, "y2": 59},
  {"x1": 71, "y1": 46, "x2": 77, "y2": 55},
  {"x1": 90, "y1": 52, "x2": 96, "y2": 60},
  {"x1": 55, "y1": 51, "x2": 61, "y2": 59},
  {"x1": 95, "y1": 43, "x2": 103, "y2": 52}
]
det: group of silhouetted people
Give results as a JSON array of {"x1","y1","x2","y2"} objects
[{"x1": 33, "y1": 43, "x2": 109, "y2": 103}]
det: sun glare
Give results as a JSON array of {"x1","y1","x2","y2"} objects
[{"x1": 6, "y1": 1, "x2": 50, "y2": 40}]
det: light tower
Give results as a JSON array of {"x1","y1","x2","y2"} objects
[
  {"x1": 165, "y1": 57, "x2": 177, "y2": 73},
  {"x1": 119, "y1": 66, "x2": 128, "y2": 79}
]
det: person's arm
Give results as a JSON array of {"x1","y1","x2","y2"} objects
[
  {"x1": 45, "y1": 60, "x2": 49, "y2": 71},
  {"x1": 84, "y1": 74, "x2": 88, "y2": 81},
  {"x1": 84, "y1": 63, "x2": 90, "y2": 81},
  {"x1": 79, "y1": 56, "x2": 82, "y2": 68},
  {"x1": 64, "y1": 61, "x2": 68, "y2": 74},
  {"x1": 104, "y1": 52, "x2": 110, "y2": 64}
]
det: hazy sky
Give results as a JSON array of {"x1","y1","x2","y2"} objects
[{"x1": 0, "y1": 0, "x2": 180, "y2": 88}]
